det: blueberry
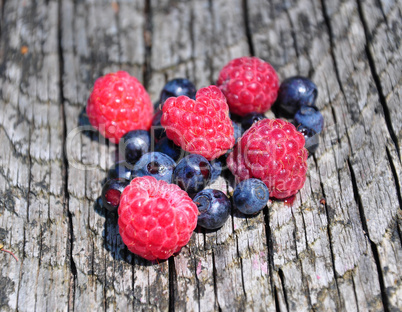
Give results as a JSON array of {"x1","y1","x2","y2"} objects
[
  {"x1": 160, "y1": 78, "x2": 196, "y2": 107},
  {"x1": 151, "y1": 110, "x2": 166, "y2": 142},
  {"x1": 274, "y1": 76, "x2": 318, "y2": 118},
  {"x1": 107, "y1": 160, "x2": 133, "y2": 181},
  {"x1": 173, "y1": 154, "x2": 211, "y2": 194},
  {"x1": 154, "y1": 137, "x2": 185, "y2": 162},
  {"x1": 233, "y1": 179, "x2": 269, "y2": 215},
  {"x1": 294, "y1": 106, "x2": 324, "y2": 134},
  {"x1": 120, "y1": 130, "x2": 151, "y2": 164},
  {"x1": 193, "y1": 189, "x2": 231, "y2": 230},
  {"x1": 297, "y1": 125, "x2": 319, "y2": 154},
  {"x1": 232, "y1": 121, "x2": 243, "y2": 143},
  {"x1": 101, "y1": 178, "x2": 129, "y2": 212},
  {"x1": 132, "y1": 152, "x2": 176, "y2": 183},
  {"x1": 241, "y1": 113, "x2": 266, "y2": 131},
  {"x1": 210, "y1": 157, "x2": 225, "y2": 183}
]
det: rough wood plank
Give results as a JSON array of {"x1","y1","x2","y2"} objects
[
  {"x1": 0, "y1": 1, "x2": 70, "y2": 312},
  {"x1": 60, "y1": 0, "x2": 169, "y2": 311},
  {"x1": 0, "y1": 0, "x2": 401, "y2": 311}
]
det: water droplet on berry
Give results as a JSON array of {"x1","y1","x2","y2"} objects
[{"x1": 283, "y1": 195, "x2": 296, "y2": 206}]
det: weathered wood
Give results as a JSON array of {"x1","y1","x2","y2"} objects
[{"x1": 0, "y1": 0, "x2": 400, "y2": 311}]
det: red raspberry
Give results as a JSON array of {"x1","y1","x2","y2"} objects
[
  {"x1": 118, "y1": 176, "x2": 198, "y2": 261},
  {"x1": 160, "y1": 85, "x2": 235, "y2": 160},
  {"x1": 217, "y1": 56, "x2": 279, "y2": 116},
  {"x1": 87, "y1": 71, "x2": 154, "y2": 144},
  {"x1": 227, "y1": 119, "x2": 308, "y2": 199}
]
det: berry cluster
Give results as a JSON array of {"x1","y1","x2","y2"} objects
[{"x1": 87, "y1": 57, "x2": 324, "y2": 262}]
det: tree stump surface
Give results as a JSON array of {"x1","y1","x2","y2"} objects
[{"x1": 0, "y1": 0, "x2": 401, "y2": 311}]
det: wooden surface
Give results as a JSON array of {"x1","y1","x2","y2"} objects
[{"x1": 0, "y1": 0, "x2": 401, "y2": 311}]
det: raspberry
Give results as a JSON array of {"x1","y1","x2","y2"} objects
[
  {"x1": 160, "y1": 85, "x2": 235, "y2": 160},
  {"x1": 227, "y1": 119, "x2": 308, "y2": 199},
  {"x1": 87, "y1": 71, "x2": 154, "y2": 144},
  {"x1": 118, "y1": 176, "x2": 198, "y2": 261},
  {"x1": 217, "y1": 56, "x2": 279, "y2": 116}
]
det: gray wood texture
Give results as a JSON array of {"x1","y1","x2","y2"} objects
[{"x1": 0, "y1": 0, "x2": 400, "y2": 311}]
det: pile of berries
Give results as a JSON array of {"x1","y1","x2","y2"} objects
[{"x1": 88, "y1": 57, "x2": 324, "y2": 262}]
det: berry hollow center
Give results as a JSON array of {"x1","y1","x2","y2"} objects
[
  {"x1": 195, "y1": 195, "x2": 210, "y2": 212},
  {"x1": 105, "y1": 189, "x2": 121, "y2": 207},
  {"x1": 147, "y1": 161, "x2": 161, "y2": 174},
  {"x1": 199, "y1": 162, "x2": 210, "y2": 179}
]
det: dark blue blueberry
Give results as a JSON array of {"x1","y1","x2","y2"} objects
[
  {"x1": 193, "y1": 189, "x2": 231, "y2": 230},
  {"x1": 274, "y1": 76, "x2": 318, "y2": 118},
  {"x1": 107, "y1": 161, "x2": 133, "y2": 181},
  {"x1": 151, "y1": 110, "x2": 166, "y2": 142},
  {"x1": 160, "y1": 78, "x2": 197, "y2": 107},
  {"x1": 297, "y1": 125, "x2": 319, "y2": 154},
  {"x1": 101, "y1": 178, "x2": 129, "y2": 212},
  {"x1": 132, "y1": 152, "x2": 176, "y2": 183},
  {"x1": 173, "y1": 154, "x2": 211, "y2": 195},
  {"x1": 241, "y1": 113, "x2": 267, "y2": 131},
  {"x1": 233, "y1": 179, "x2": 269, "y2": 215},
  {"x1": 120, "y1": 130, "x2": 150, "y2": 164},
  {"x1": 232, "y1": 121, "x2": 243, "y2": 143},
  {"x1": 210, "y1": 157, "x2": 225, "y2": 183},
  {"x1": 294, "y1": 106, "x2": 324, "y2": 134},
  {"x1": 154, "y1": 137, "x2": 185, "y2": 162}
]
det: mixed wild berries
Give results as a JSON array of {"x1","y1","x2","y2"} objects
[{"x1": 92, "y1": 60, "x2": 324, "y2": 261}]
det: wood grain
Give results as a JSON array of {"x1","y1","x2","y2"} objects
[{"x1": 0, "y1": 0, "x2": 400, "y2": 311}]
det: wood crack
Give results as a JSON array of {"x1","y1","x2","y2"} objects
[
  {"x1": 189, "y1": 4, "x2": 197, "y2": 86},
  {"x1": 193, "y1": 250, "x2": 201, "y2": 312},
  {"x1": 278, "y1": 268, "x2": 289, "y2": 312},
  {"x1": 283, "y1": 7, "x2": 301, "y2": 74},
  {"x1": 211, "y1": 249, "x2": 222, "y2": 312},
  {"x1": 312, "y1": 154, "x2": 342, "y2": 309},
  {"x1": 236, "y1": 234, "x2": 247, "y2": 298},
  {"x1": 263, "y1": 206, "x2": 276, "y2": 305},
  {"x1": 290, "y1": 205, "x2": 314, "y2": 310},
  {"x1": 385, "y1": 147, "x2": 402, "y2": 211},
  {"x1": 242, "y1": 0, "x2": 255, "y2": 56},
  {"x1": 58, "y1": 1, "x2": 76, "y2": 311},
  {"x1": 143, "y1": 0, "x2": 152, "y2": 89},
  {"x1": 0, "y1": 0, "x2": 5, "y2": 42},
  {"x1": 320, "y1": 0, "x2": 356, "y2": 159},
  {"x1": 168, "y1": 257, "x2": 177, "y2": 312},
  {"x1": 356, "y1": 0, "x2": 400, "y2": 160},
  {"x1": 347, "y1": 158, "x2": 390, "y2": 312},
  {"x1": 351, "y1": 275, "x2": 361, "y2": 312}
]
